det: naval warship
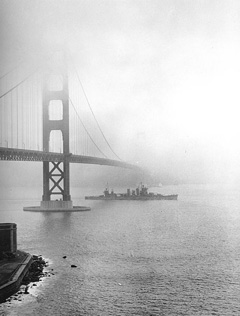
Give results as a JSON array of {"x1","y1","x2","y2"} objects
[{"x1": 85, "y1": 184, "x2": 178, "y2": 201}]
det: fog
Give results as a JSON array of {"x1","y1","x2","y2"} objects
[{"x1": 1, "y1": 0, "x2": 240, "y2": 188}]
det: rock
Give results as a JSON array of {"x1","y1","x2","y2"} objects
[
  {"x1": 22, "y1": 255, "x2": 48, "y2": 287},
  {"x1": 63, "y1": 256, "x2": 67, "y2": 259},
  {"x1": 71, "y1": 264, "x2": 77, "y2": 268}
]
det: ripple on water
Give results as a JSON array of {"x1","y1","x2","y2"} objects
[{"x1": 1, "y1": 185, "x2": 240, "y2": 315}]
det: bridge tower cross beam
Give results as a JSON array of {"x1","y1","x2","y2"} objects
[{"x1": 41, "y1": 59, "x2": 72, "y2": 207}]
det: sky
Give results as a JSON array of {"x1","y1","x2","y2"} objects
[{"x1": 1, "y1": 0, "x2": 240, "y2": 188}]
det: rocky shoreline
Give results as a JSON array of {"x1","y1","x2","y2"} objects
[
  {"x1": 3, "y1": 255, "x2": 54, "y2": 303},
  {"x1": 22, "y1": 255, "x2": 49, "y2": 286}
]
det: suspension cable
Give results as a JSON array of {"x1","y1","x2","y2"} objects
[
  {"x1": 69, "y1": 96, "x2": 108, "y2": 159},
  {"x1": 0, "y1": 68, "x2": 39, "y2": 99},
  {"x1": 0, "y1": 60, "x2": 24, "y2": 81},
  {"x1": 69, "y1": 57, "x2": 122, "y2": 161},
  {"x1": 53, "y1": 71, "x2": 109, "y2": 158}
]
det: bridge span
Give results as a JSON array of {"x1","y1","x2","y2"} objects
[
  {"x1": 0, "y1": 51, "x2": 141, "y2": 210},
  {"x1": 0, "y1": 147, "x2": 139, "y2": 170}
]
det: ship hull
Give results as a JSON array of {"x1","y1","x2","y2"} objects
[{"x1": 85, "y1": 195, "x2": 178, "y2": 201}]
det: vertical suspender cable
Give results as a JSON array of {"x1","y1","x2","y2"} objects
[
  {"x1": 22, "y1": 82, "x2": 24, "y2": 149},
  {"x1": 6, "y1": 78, "x2": 8, "y2": 147},
  {"x1": 28, "y1": 79, "x2": 30, "y2": 149},
  {"x1": 34, "y1": 74, "x2": 36, "y2": 149},
  {"x1": 11, "y1": 91, "x2": 13, "y2": 147},
  {"x1": 37, "y1": 73, "x2": 39, "y2": 150},
  {"x1": 30, "y1": 77, "x2": 32, "y2": 149},
  {"x1": 31, "y1": 76, "x2": 33, "y2": 149},
  {"x1": 16, "y1": 87, "x2": 18, "y2": 148},
  {"x1": 27, "y1": 80, "x2": 29, "y2": 149},
  {"x1": 1, "y1": 99, "x2": 3, "y2": 146}
]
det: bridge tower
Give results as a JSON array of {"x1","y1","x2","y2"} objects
[{"x1": 41, "y1": 53, "x2": 72, "y2": 210}]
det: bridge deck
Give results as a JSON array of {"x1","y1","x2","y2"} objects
[{"x1": 0, "y1": 147, "x2": 139, "y2": 170}]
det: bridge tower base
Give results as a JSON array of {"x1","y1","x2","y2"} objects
[{"x1": 23, "y1": 204, "x2": 90, "y2": 212}]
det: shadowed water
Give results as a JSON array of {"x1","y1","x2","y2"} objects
[{"x1": 0, "y1": 184, "x2": 240, "y2": 315}]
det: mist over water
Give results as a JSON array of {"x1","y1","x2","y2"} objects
[
  {"x1": 1, "y1": 0, "x2": 240, "y2": 185},
  {"x1": 1, "y1": 184, "x2": 240, "y2": 315}
]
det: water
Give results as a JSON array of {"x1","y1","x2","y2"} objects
[{"x1": 1, "y1": 184, "x2": 240, "y2": 315}]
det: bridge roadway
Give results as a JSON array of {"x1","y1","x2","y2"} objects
[{"x1": 0, "y1": 147, "x2": 139, "y2": 170}]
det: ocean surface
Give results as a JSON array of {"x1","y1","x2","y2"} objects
[{"x1": 0, "y1": 184, "x2": 240, "y2": 315}]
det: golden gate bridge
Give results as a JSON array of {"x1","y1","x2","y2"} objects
[{"x1": 0, "y1": 51, "x2": 139, "y2": 211}]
